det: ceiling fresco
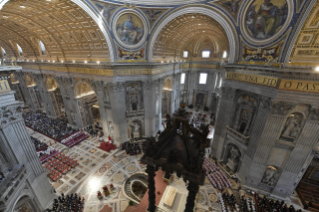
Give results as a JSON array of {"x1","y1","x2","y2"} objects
[{"x1": 0, "y1": 0, "x2": 316, "y2": 66}]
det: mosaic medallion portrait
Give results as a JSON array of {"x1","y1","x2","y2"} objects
[
  {"x1": 115, "y1": 13, "x2": 144, "y2": 46},
  {"x1": 245, "y1": 0, "x2": 288, "y2": 39}
]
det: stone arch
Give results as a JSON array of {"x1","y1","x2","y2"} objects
[
  {"x1": 25, "y1": 75, "x2": 36, "y2": 87},
  {"x1": 74, "y1": 81, "x2": 95, "y2": 98},
  {"x1": 0, "y1": 0, "x2": 115, "y2": 62},
  {"x1": 148, "y1": 7, "x2": 237, "y2": 62},
  {"x1": 46, "y1": 77, "x2": 58, "y2": 91},
  {"x1": 10, "y1": 190, "x2": 37, "y2": 212}
]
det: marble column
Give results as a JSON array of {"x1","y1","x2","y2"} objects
[
  {"x1": 55, "y1": 76, "x2": 75, "y2": 126},
  {"x1": 94, "y1": 81, "x2": 109, "y2": 136},
  {"x1": 108, "y1": 82, "x2": 128, "y2": 142},
  {"x1": 33, "y1": 74, "x2": 56, "y2": 117},
  {"x1": 143, "y1": 80, "x2": 156, "y2": 137},
  {"x1": 211, "y1": 87, "x2": 236, "y2": 159},
  {"x1": 14, "y1": 72, "x2": 35, "y2": 110},
  {"x1": 0, "y1": 90, "x2": 55, "y2": 209}
]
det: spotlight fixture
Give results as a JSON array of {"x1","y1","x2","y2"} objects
[
  {"x1": 203, "y1": 31, "x2": 205, "y2": 32},
  {"x1": 27, "y1": 60, "x2": 29, "y2": 62},
  {"x1": 97, "y1": 61, "x2": 100, "y2": 64},
  {"x1": 33, "y1": 60, "x2": 35, "y2": 62},
  {"x1": 61, "y1": 60, "x2": 64, "y2": 63},
  {"x1": 48, "y1": 60, "x2": 50, "y2": 62},
  {"x1": 20, "y1": 5, "x2": 25, "y2": 8},
  {"x1": 84, "y1": 60, "x2": 87, "y2": 64},
  {"x1": 289, "y1": 60, "x2": 291, "y2": 63},
  {"x1": 41, "y1": 60, "x2": 43, "y2": 62},
  {"x1": 161, "y1": 61, "x2": 164, "y2": 64},
  {"x1": 315, "y1": 66, "x2": 319, "y2": 72},
  {"x1": 72, "y1": 60, "x2": 75, "y2": 63},
  {"x1": 52, "y1": 60, "x2": 55, "y2": 63},
  {"x1": 3, "y1": 16, "x2": 8, "y2": 18},
  {"x1": 198, "y1": 24, "x2": 201, "y2": 25}
]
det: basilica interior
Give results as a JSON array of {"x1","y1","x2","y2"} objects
[{"x1": 0, "y1": 0, "x2": 319, "y2": 212}]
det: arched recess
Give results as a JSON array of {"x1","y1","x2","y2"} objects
[
  {"x1": 46, "y1": 77, "x2": 65, "y2": 117},
  {"x1": 74, "y1": 82, "x2": 101, "y2": 129},
  {"x1": 148, "y1": 7, "x2": 237, "y2": 63},
  {"x1": 0, "y1": 0, "x2": 115, "y2": 62},
  {"x1": 11, "y1": 191, "x2": 39, "y2": 212}
]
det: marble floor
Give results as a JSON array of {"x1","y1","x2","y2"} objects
[{"x1": 27, "y1": 128, "x2": 305, "y2": 212}]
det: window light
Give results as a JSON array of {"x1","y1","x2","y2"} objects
[
  {"x1": 223, "y1": 51, "x2": 227, "y2": 59},
  {"x1": 183, "y1": 51, "x2": 188, "y2": 58},
  {"x1": 180, "y1": 73, "x2": 186, "y2": 84},
  {"x1": 199, "y1": 73, "x2": 207, "y2": 84},
  {"x1": 202, "y1": 50, "x2": 210, "y2": 58}
]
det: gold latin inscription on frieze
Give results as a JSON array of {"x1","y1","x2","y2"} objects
[
  {"x1": 226, "y1": 72, "x2": 278, "y2": 87},
  {"x1": 279, "y1": 79, "x2": 319, "y2": 93}
]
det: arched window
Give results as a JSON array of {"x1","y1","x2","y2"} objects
[
  {"x1": 17, "y1": 44, "x2": 23, "y2": 56},
  {"x1": 183, "y1": 51, "x2": 188, "y2": 58},
  {"x1": 1, "y1": 47, "x2": 6, "y2": 56},
  {"x1": 39, "y1": 40, "x2": 46, "y2": 55}
]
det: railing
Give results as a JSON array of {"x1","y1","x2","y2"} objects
[
  {"x1": 126, "y1": 109, "x2": 145, "y2": 117},
  {"x1": 0, "y1": 60, "x2": 18, "y2": 67},
  {"x1": 0, "y1": 165, "x2": 27, "y2": 202},
  {"x1": 226, "y1": 126, "x2": 250, "y2": 145}
]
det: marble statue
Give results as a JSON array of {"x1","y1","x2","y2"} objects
[
  {"x1": 205, "y1": 147, "x2": 211, "y2": 158},
  {"x1": 229, "y1": 147, "x2": 240, "y2": 162},
  {"x1": 130, "y1": 121, "x2": 141, "y2": 138},
  {"x1": 70, "y1": 110, "x2": 75, "y2": 123},
  {"x1": 261, "y1": 167, "x2": 278, "y2": 187},
  {"x1": 226, "y1": 147, "x2": 240, "y2": 172},
  {"x1": 282, "y1": 115, "x2": 302, "y2": 138}
]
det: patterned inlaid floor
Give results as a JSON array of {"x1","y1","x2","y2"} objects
[{"x1": 27, "y1": 128, "x2": 304, "y2": 212}]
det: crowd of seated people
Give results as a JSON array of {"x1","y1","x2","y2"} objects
[
  {"x1": 203, "y1": 158, "x2": 232, "y2": 190},
  {"x1": 46, "y1": 193, "x2": 84, "y2": 212},
  {"x1": 23, "y1": 111, "x2": 76, "y2": 141},
  {"x1": 240, "y1": 192, "x2": 303, "y2": 212},
  {"x1": 44, "y1": 152, "x2": 78, "y2": 181},
  {"x1": 84, "y1": 125, "x2": 98, "y2": 137},
  {"x1": 121, "y1": 138, "x2": 150, "y2": 155},
  {"x1": 31, "y1": 136, "x2": 58, "y2": 163},
  {"x1": 31, "y1": 136, "x2": 48, "y2": 152},
  {"x1": 60, "y1": 131, "x2": 89, "y2": 148},
  {"x1": 0, "y1": 172, "x2": 4, "y2": 184}
]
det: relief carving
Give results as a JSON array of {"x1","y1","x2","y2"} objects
[
  {"x1": 221, "y1": 87, "x2": 236, "y2": 100},
  {"x1": 271, "y1": 101, "x2": 295, "y2": 115},
  {"x1": 309, "y1": 108, "x2": 319, "y2": 121},
  {"x1": 261, "y1": 166, "x2": 279, "y2": 187}
]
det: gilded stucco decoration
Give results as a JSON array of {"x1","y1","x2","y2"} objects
[
  {"x1": 92, "y1": 1, "x2": 119, "y2": 26},
  {"x1": 216, "y1": 0, "x2": 243, "y2": 20},
  {"x1": 289, "y1": 1, "x2": 319, "y2": 65},
  {"x1": 0, "y1": 0, "x2": 110, "y2": 61},
  {"x1": 242, "y1": 42, "x2": 283, "y2": 62},
  {"x1": 10, "y1": 73, "x2": 18, "y2": 84},
  {"x1": 153, "y1": 13, "x2": 229, "y2": 61},
  {"x1": 140, "y1": 8, "x2": 168, "y2": 28}
]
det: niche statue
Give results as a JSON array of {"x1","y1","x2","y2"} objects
[
  {"x1": 130, "y1": 121, "x2": 141, "y2": 139},
  {"x1": 281, "y1": 113, "x2": 302, "y2": 141},
  {"x1": 261, "y1": 166, "x2": 279, "y2": 187},
  {"x1": 226, "y1": 147, "x2": 240, "y2": 172}
]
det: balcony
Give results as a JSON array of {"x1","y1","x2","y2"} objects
[
  {"x1": 0, "y1": 165, "x2": 27, "y2": 203},
  {"x1": 226, "y1": 125, "x2": 250, "y2": 145},
  {"x1": 0, "y1": 60, "x2": 21, "y2": 71},
  {"x1": 126, "y1": 109, "x2": 145, "y2": 117}
]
